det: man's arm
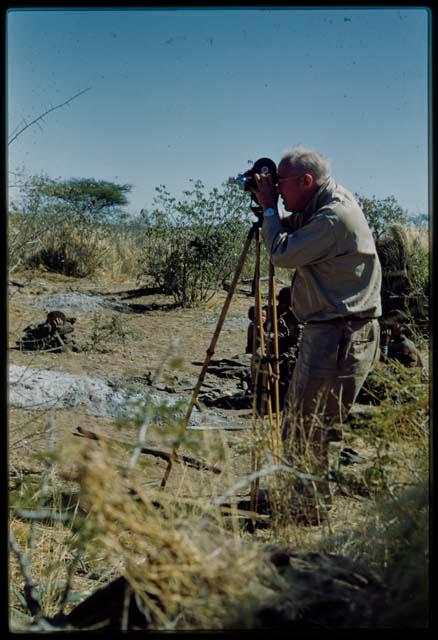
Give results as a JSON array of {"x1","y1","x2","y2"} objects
[
  {"x1": 261, "y1": 210, "x2": 338, "y2": 269},
  {"x1": 282, "y1": 212, "x2": 309, "y2": 233}
]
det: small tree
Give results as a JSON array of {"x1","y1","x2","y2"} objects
[
  {"x1": 37, "y1": 177, "x2": 131, "y2": 224},
  {"x1": 139, "y1": 180, "x2": 253, "y2": 306},
  {"x1": 355, "y1": 194, "x2": 409, "y2": 240},
  {"x1": 9, "y1": 174, "x2": 132, "y2": 276}
]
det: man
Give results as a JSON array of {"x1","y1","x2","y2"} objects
[
  {"x1": 245, "y1": 305, "x2": 267, "y2": 355},
  {"x1": 253, "y1": 146, "x2": 382, "y2": 522},
  {"x1": 17, "y1": 310, "x2": 78, "y2": 353},
  {"x1": 380, "y1": 309, "x2": 423, "y2": 368}
]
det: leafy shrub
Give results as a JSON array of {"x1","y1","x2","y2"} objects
[
  {"x1": 355, "y1": 194, "x2": 409, "y2": 240},
  {"x1": 138, "y1": 180, "x2": 253, "y2": 306}
]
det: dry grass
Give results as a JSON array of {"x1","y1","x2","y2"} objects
[
  {"x1": 9, "y1": 215, "x2": 146, "y2": 279},
  {"x1": 9, "y1": 364, "x2": 429, "y2": 628},
  {"x1": 9, "y1": 426, "x2": 265, "y2": 629},
  {"x1": 96, "y1": 226, "x2": 145, "y2": 279},
  {"x1": 73, "y1": 442, "x2": 261, "y2": 629},
  {"x1": 405, "y1": 225, "x2": 428, "y2": 247},
  {"x1": 8, "y1": 221, "x2": 429, "y2": 629}
]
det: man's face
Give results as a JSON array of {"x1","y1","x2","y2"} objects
[
  {"x1": 276, "y1": 160, "x2": 315, "y2": 213},
  {"x1": 390, "y1": 321, "x2": 402, "y2": 337}
]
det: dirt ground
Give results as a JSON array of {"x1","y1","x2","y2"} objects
[
  {"x1": 8, "y1": 267, "x2": 430, "y2": 634},
  {"x1": 8, "y1": 270, "x2": 280, "y2": 504},
  {"x1": 8, "y1": 268, "x2": 426, "y2": 542}
]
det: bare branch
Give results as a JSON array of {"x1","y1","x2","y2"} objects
[
  {"x1": 126, "y1": 338, "x2": 180, "y2": 476},
  {"x1": 58, "y1": 549, "x2": 82, "y2": 616},
  {"x1": 13, "y1": 508, "x2": 71, "y2": 522},
  {"x1": 74, "y1": 426, "x2": 222, "y2": 474},
  {"x1": 9, "y1": 529, "x2": 42, "y2": 618},
  {"x1": 8, "y1": 87, "x2": 91, "y2": 146},
  {"x1": 26, "y1": 416, "x2": 58, "y2": 560},
  {"x1": 211, "y1": 462, "x2": 326, "y2": 506}
]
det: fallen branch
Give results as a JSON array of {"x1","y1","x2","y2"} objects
[
  {"x1": 211, "y1": 461, "x2": 326, "y2": 506},
  {"x1": 73, "y1": 427, "x2": 222, "y2": 474}
]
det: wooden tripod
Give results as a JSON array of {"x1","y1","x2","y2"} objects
[{"x1": 160, "y1": 222, "x2": 282, "y2": 493}]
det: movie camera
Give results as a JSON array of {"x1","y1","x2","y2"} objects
[{"x1": 228, "y1": 157, "x2": 278, "y2": 218}]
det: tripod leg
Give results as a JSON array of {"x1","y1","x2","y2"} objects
[
  {"x1": 250, "y1": 228, "x2": 262, "y2": 521},
  {"x1": 249, "y1": 227, "x2": 276, "y2": 524},
  {"x1": 160, "y1": 224, "x2": 256, "y2": 490},
  {"x1": 250, "y1": 227, "x2": 263, "y2": 420},
  {"x1": 268, "y1": 261, "x2": 282, "y2": 457}
]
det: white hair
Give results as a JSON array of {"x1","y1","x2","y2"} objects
[{"x1": 280, "y1": 146, "x2": 331, "y2": 183}]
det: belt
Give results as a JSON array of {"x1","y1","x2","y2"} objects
[{"x1": 307, "y1": 315, "x2": 378, "y2": 325}]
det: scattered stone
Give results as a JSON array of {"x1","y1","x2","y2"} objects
[
  {"x1": 199, "y1": 390, "x2": 252, "y2": 410},
  {"x1": 8, "y1": 364, "x2": 182, "y2": 419},
  {"x1": 59, "y1": 576, "x2": 156, "y2": 630},
  {"x1": 32, "y1": 291, "x2": 130, "y2": 314},
  {"x1": 8, "y1": 365, "x2": 238, "y2": 430}
]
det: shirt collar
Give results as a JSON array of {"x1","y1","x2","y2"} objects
[{"x1": 303, "y1": 177, "x2": 333, "y2": 216}]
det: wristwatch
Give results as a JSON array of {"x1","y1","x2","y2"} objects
[{"x1": 263, "y1": 208, "x2": 277, "y2": 217}]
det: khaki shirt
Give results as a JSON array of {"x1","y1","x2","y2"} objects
[{"x1": 261, "y1": 177, "x2": 382, "y2": 323}]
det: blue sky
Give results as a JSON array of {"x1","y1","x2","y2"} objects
[{"x1": 7, "y1": 7, "x2": 430, "y2": 218}]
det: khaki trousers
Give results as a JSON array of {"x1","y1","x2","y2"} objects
[{"x1": 281, "y1": 318, "x2": 380, "y2": 510}]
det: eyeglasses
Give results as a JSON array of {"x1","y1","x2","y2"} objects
[{"x1": 277, "y1": 174, "x2": 303, "y2": 186}]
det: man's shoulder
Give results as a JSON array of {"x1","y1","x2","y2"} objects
[
  {"x1": 318, "y1": 183, "x2": 374, "y2": 239},
  {"x1": 315, "y1": 182, "x2": 358, "y2": 218},
  {"x1": 328, "y1": 185, "x2": 358, "y2": 212}
]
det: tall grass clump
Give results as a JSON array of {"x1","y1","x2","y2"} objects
[
  {"x1": 96, "y1": 223, "x2": 146, "y2": 279},
  {"x1": 405, "y1": 225, "x2": 429, "y2": 296},
  {"x1": 318, "y1": 473, "x2": 429, "y2": 628},
  {"x1": 74, "y1": 443, "x2": 261, "y2": 630},
  {"x1": 316, "y1": 358, "x2": 429, "y2": 627},
  {"x1": 9, "y1": 430, "x2": 262, "y2": 631}
]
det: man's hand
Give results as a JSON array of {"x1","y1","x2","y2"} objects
[{"x1": 253, "y1": 172, "x2": 278, "y2": 211}]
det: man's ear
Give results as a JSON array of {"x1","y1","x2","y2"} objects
[{"x1": 303, "y1": 173, "x2": 314, "y2": 188}]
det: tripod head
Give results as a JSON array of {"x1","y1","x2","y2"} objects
[
  {"x1": 250, "y1": 201, "x2": 264, "y2": 228},
  {"x1": 229, "y1": 157, "x2": 277, "y2": 228}
]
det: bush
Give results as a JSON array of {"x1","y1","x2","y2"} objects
[
  {"x1": 355, "y1": 194, "x2": 409, "y2": 240},
  {"x1": 138, "y1": 180, "x2": 253, "y2": 306}
]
